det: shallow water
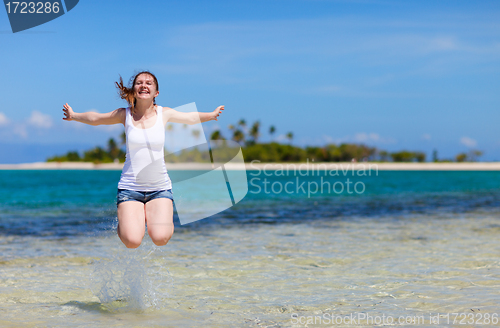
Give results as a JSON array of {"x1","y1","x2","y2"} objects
[
  {"x1": 1, "y1": 170, "x2": 500, "y2": 327},
  {"x1": 1, "y1": 213, "x2": 500, "y2": 327}
]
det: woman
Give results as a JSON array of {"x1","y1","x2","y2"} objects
[{"x1": 62, "y1": 71, "x2": 224, "y2": 248}]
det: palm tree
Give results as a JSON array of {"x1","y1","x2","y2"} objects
[
  {"x1": 469, "y1": 149, "x2": 483, "y2": 162},
  {"x1": 107, "y1": 138, "x2": 119, "y2": 161},
  {"x1": 286, "y1": 132, "x2": 293, "y2": 144},
  {"x1": 237, "y1": 119, "x2": 247, "y2": 136},
  {"x1": 432, "y1": 149, "x2": 438, "y2": 162},
  {"x1": 227, "y1": 124, "x2": 235, "y2": 143},
  {"x1": 232, "y1": 129, "x2": 245, "y2": 144},
  {"x1": 249, "y1": 121, "x2": 260, "y2": 144},
  {"x1": 120, "y1": 131, "x2": 126, "y2": 146},
  {"x1": 269, "y1": 125, "x2": 276, "y2": 141},
  {"x1": 210, "y1": 130, "x2": 225, "y2": 140},
  {"x1": 119, "y1": 131, "x2": 127, "y2": 160}
]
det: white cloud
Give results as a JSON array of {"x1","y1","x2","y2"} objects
[
  {"x1": 354, "y1": 132, "x2": 380, "y2": 143},
  {"x1": 345, "y1": 132, "x2": 396, "y2": 145},
  {"x1": 13, "y1": 124, "x2": 27, "y2": 139},
  {"x1": 0, "y1": 112, "x2": 9, "y2": 126},
  {"x1": 460, "y1": 136, "x2": 477, "y2": 147},
  {"x1": 422, "y1": 133, "x2": 431, "y2": 141},
  {"x1": 28, "y1": 111, "x2": 53, "y2": 129}
]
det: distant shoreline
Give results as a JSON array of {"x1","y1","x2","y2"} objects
[{"x1": 2, "y1": 161, "x2": 500, "y2": 171}]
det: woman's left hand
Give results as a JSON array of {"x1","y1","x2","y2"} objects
[{"x1": 213, "y1": 105, "x2": 225, "y2": 121}]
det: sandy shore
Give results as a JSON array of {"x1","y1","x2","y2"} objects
[{"x1": 1, "y1": 161, "x2": 500, "y2": 170}]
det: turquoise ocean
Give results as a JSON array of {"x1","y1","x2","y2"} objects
[{"x1": 1, "y1": 169, "x2": 500, "y2": 327}]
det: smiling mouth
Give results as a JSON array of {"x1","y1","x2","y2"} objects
[{"x1": 139, "y1": 90, "x2": 150, "y2": 95}]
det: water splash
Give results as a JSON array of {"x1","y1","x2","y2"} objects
[{"x1": 89, "y1": 238, "x2": 173, "y2": 312}]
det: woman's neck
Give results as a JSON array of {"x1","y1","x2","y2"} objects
[{"x1": 134, "y1": 100, "x2": 156, "y2": 117}]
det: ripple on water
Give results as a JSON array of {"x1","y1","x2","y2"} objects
[{"x1": 1, "y1": 213, "x2": 500, "y2": 326}]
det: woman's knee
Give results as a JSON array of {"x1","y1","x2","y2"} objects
[
  {"x1": 122, "y1": 237, "x2": 142, "y2": 249},
  {"x1": 149, "y1": 226, "x2": 174, "y2": 246},
  {"x1": 117, "y1": 226, "x2": 144, "y2": 248}
]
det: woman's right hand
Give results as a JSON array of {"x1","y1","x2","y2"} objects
[{"x1": 62, "y1": 103, "x2": 75, "y2": 121}]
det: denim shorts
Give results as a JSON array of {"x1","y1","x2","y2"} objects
[{"x1": 116, "y1": 189, "x2": 174, "y2": 207}]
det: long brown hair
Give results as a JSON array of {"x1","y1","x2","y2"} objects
[{"x1": 115, "y1": 71, "x2": 159, "y2": 110}]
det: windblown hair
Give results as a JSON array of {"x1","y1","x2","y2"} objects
[{"x1": 115, "y1": 71, "x2": 159, "y2": 110}]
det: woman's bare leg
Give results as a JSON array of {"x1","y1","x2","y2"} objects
[
  {"x1": 145, "y1": 198, "x2": 174, "y2": 246},
  {"x1": 117, "y1": 201, "x2": 146, "y2": 248}
]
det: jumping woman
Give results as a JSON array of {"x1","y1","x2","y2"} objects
[{"x1": 62, "y1": 71, "x2": 224, "y2": 248}]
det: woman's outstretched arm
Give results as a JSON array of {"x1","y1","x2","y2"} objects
[
  {"x1": 62, "y1": 103, "x2": 125, "y2": 126},
  {"x1": 163, "y1": 105, "x2": 224, "y2": 125}
]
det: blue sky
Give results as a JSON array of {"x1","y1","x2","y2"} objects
[{"x1": 1, "y1": 0, "x2": 499, "y2": 163}]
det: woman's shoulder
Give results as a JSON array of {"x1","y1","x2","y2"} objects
[
  {"x1": 160, "y1": 105, "x2": 173, "y2": 125},
  {"x1": 116, "y1": 107, "x2": 127, "y2": 116},
  {"x1": 114, "y1": 107, "x2": 127, "y2": 125},
  {"x1": 160, "y1": 105, "x2": 174, "y2": 117}
]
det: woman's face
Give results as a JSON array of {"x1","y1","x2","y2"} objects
[{"x1": 134, "y1": 73, "x2": 159, "y2": 102}]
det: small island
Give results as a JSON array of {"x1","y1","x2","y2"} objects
[{"x1": 45, "y1": 118, "x2": 484, "y2": 165}]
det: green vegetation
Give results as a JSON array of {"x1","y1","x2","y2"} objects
[
  {"x1": 47, "y1": 138, "x2": 125, "y2": 164},
  {"x1": 47, "y1": 120, "x2": 484, "y2": 163},
  {"x1": 455, "y1": 150, "x2": 483, "y2": 162},
  {"x1": 390, "y1": 151, "x2": 426, "y2": 163}
]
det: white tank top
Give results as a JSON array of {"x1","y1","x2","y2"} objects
[{"x1": 118, "y1": 106, "x2": 172, "y2": 191}]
